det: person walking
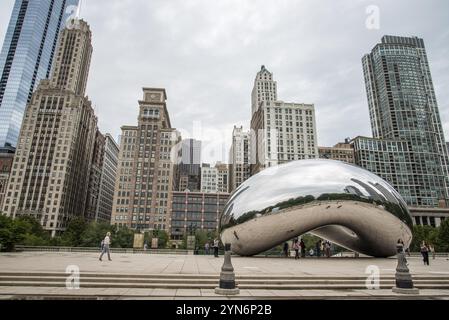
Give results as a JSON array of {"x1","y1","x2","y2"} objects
[
  {"x1": 99, "y1": 232, "x2": 112, "y2": 261},
  {"x1": 325, "y1": 241, "x2": 331, "y2": 258},
  {"x1": 420, "y1": 241, "x2": 430, "y2": 266},
  {"x1": 293, "y1": 240, "x2": 300, "y2": 260},
  {"x1": 300, "y1": 239, "x2": 306, "y2": 258},
  {"x1": 213, "y1": 238, "x2": 219, "y2": 258},
  {"x1": 283, "y1": 242, "x2": 289, "y2": 258},
  {"x1": 205, "y1": 242, "x2": 210, "y2": 255}
]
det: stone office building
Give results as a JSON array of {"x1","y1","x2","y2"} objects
[
  {"x1": 1, "y1": 19, "x2": 99, "y2": 236},
  {"x1": 169, "y1": 191, "x2": 230, "y2": 241},
  {"x1": 250, "y1": 66, "x2": 318, "y2": 175},
  {"x1": 111, "y1": 88, "x2": 180, "y2": 232}
]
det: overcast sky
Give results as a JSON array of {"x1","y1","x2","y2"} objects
[{"x1": 1, "y1": 0, "x2": 448, "y2": 164}]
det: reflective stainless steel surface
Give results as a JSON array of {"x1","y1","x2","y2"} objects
[{"x1": 219, "y1": 159, "x2": 413, "y2": 257}]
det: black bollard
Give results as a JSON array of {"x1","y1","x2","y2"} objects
[
  {"x1": 392, "y1": 243, "x2": 419, "y2": 294},
  {"x1": 215, "y1": 243, "x2": 240, "y2": 295}
]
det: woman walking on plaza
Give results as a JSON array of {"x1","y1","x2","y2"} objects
[
  {"x1": 420, "y1": 241, "x2": 430, "y2": 266},
  {"x1": 324, "y1": 241, "x2": 331, "y2": 258},
  {"x1": 99, "y1": 232, "x2": 112, "y2": 261},
  {"x1": 293, "y1": 239, "x2": 300, "y2": 260}
]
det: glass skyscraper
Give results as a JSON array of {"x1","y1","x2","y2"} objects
[
  {"x1": 356, "y1": 35, "x2": 449, "y2": 207},
  {"x1": 0, "y1": 0, "x2": 79, "y2": 149}
]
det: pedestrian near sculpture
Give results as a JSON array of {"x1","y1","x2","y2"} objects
[
  {"x1": 420, "y1": 241, "x2": 430, "y2": 266},
  {"x1": 99, "y1": 232, "x2": 112, "y2": 261},
  {"x1": 213, "y1": 238, "x2": 220, "y2": 257},
  {"x1": 293, "y1": 239, "x2": 300, "y2": 260},
  {"x1": 325, "y1": 241, "x2": 331, "y2": 258}
]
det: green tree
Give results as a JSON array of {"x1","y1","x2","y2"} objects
[
  {"x1": 0, "y1": 215, "x2": 51, "y2": 251},
  {"x1": 438, "y1": 219, "x2": 449, "y2": 252},
  {"x1": 80, "y1": 222, "x2": 112, "y2": 247},
  {"x1": 411, "y1": 225, "x2": 439, "y2": 251},
  {"x1": 152, "y1": 229, "x2": 169, "y2": 249},
  {"x1": 112, "y1": 226, "x2": 133, "y2": 248},
  {"x1": 60, "y1": 217, "x2": 88, "y2": 247},
  {"x1": 0, "y1": 215, "x2": 23, "y2": 251}
]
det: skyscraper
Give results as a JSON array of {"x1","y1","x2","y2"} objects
[
  {"x1": 175, "y1": 138, "x2": 201, "y2": 192},
  {"x1": 0, "y1": 0, "x2": 79, "y2": 149},
  {"x1": 85, "y1": 129, "x2": 105, "y2": 223},
  {"x1": 2, "y1": 19, "x2": 98, "y2": 236},
  {"x1": 250, "y1": 66, "x2": 318, "y2": 175},
  {"x1": 95, "y1": 134, "x2": 119, "y2": 223},
  {"x1": 229, "y1": 126, "x2": 251, "y2": 192},
  {"x1": 251, "y1": 65, "x2": 277, "y2": 117},
  {"x1": 111, "y1": 88, "x2": 180, "y2": 232},
  {"x1": 356, "y1": 35, "x2": 449, "y2": 207}
]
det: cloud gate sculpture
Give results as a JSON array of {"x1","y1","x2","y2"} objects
[{"x1": 219, "y1": 159, "x2": 413, "y2": 257}]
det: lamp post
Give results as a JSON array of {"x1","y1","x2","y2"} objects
[
  {"x1": 392, "y1": 242, "x2": 419, "y2": 294},
  {"x1": 215, "y1": 243, "x2": 240, "y2": 295}
]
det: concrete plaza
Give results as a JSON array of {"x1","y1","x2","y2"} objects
[
  {"x1": 0, "y1": 252, "x2": 448, "y2": 299},
  {"x1": 1, "y1": 251, "x2": 448, "y2": 276}
]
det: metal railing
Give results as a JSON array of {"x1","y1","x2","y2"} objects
[
  {"x1": 14, "y1": 245, "x2": 190, "y2": 255},
  {"x1": 10, "y1": 246, "x2": 449, "y2": 257}
]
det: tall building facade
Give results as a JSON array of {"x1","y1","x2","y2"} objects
[
  {"x1": 0, "y1": 0, "x2": 79, "y2": 149},
  {"x1": 169, "y1": 191, "x2": 230, "y2": 241},
  {"x1": 229, "y1": 126, "x2": 251, "y2": 193},
  {"x1": 175, "y1": 138, "x2": 201, "y2": 192},
  {"x1": 199, "y1": 163, "x2": 229, "y2": 194},
  {"x1": 95, "y1": 133, "x2": 119, "y2": 223},
  {"x1": 251, "y1": 65, "x2": 277, "y2": 116},
  {"x1": 216, "y1": 162, "x2": 229, "y2": 194},
  {"x1": 251, "y1": 98, "x2": 318, "y2": 174},
  {"x1": 358, "y1": 35, "x2": 449, "y2": 207},
  {"x1": 111, "y1": 88, "x2": 180, "y2": 232},
  {"x1": 318, "y1": 140, "x2": 355, "y2": 164},
  {"x1": 85, "y1": 129, "x2": 104, "y2": 223},
  {"x1": 1, "y1": 19, "x2": 98, "y2": 236},
  {"x1": 200, "y1": 165, "x2": 218, "y2": 193},
  {"x1": 0, "y1": 151, "x2": 14, "y2": 208}
]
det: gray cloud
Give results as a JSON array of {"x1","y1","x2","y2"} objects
[{"x1": 0, "y1": 0, "x2": 448, "y2": 164}]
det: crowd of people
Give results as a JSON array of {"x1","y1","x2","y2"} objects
[
  {"x1": 283, "y1": 238, "x2": 333, "y2": 259},
  {"x1": 97, "y1": 232, "x2": 443, "y2": 264}
]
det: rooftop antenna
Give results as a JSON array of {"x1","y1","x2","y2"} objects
[{"x1": 76, "y1": 0, "x2": 82, "y2": 18}]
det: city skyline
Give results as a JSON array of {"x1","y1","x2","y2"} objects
[{"x1": 0, "y1": 1, "x2": 448, "y2": 166}]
